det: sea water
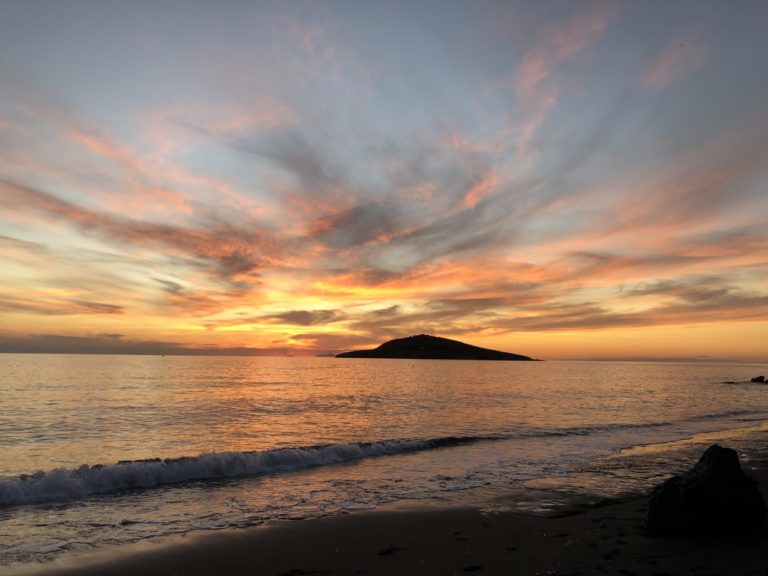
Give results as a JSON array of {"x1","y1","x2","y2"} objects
[{"x1": 1, "y1": 354, "x2": 766, "y2": 565}]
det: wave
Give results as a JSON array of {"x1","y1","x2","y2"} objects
[
  {"x1": 688, "y1": 408, "x2": 766, "y2": 421},
  {"x1": 0, "y1": 436, "x2": 495, "y2": 507},
  {"x1": 542, "y1": 421, "x2": 672, "y2": 436},
  {"x1": 546, "y1": 408, "x2": 767, "y2": 436},
  {"x1": 3, "y1": 406, "x2": 765, "y2": 508}
]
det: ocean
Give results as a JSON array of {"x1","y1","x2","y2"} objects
[{"x1": 1, "y1": 354, "x2": 767, "y2": 566}]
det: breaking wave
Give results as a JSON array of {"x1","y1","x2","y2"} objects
[
  {"x1": 0, "y1": 436, "x2": 493, "y2": 506},
  {"x1": 3, "y1": 404, "x2": 764, "y2": 508}
]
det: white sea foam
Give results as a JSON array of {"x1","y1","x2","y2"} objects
[
  {"x1": 0, "y1": 436, "x2": 492, "y2": 506},
  {"x1": 3, "y1": 406, "x2": 763, "y2": 508}
]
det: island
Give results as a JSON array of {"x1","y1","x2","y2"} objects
[{"x1": 335, "y1": 334, "x2": 536, "y2": 361}]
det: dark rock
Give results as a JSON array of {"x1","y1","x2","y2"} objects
[
  {"x1": 644, "y1": 444, "x2": 766, "y2": 536},
  {"x1": 335, "y1": 334, "x2": 535, "y2": 361},
  {"x1": 750, "y1": 375, "x2": 765, "y2": 383}
]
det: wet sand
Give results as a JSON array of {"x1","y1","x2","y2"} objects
[{"x1": 14, "y1": 467, "x2": 768, "y2": 576}]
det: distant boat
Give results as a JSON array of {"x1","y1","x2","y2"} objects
[{"x1": 335, "y1": 334, "x2": 536, "y2": 361}]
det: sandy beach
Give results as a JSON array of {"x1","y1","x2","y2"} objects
[{"x1": 13, "y1": 458, "x2": 767, "y2": 576}]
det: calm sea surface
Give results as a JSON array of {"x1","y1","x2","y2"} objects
[{"x1": 1, "y1": 354, "x2": 767, "y2": 565}]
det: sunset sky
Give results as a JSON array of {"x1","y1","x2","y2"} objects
[{"x1": 0, "y1": 0, "x2": 766, "y2": 360}]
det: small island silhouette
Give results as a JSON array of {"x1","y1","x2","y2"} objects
[{"x1": 335, "y1": 334, "x2": 536, "y2": 361}]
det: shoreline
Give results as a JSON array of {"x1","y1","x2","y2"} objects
[
  {"x1": 11, "y1": 453, "x2": 768, "y2": 576},
  {"x1": 12, "y1": 494, "x2": 768, "y2": 576},
  {"x1": 5, "y1": 423, "x2": 768, "y2": 575}
]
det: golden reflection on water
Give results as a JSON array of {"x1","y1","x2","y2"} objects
[{"x1": 1, "y1": 354, "x2": 766, "y2": 475}]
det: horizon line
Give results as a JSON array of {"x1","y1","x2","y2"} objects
[{"x1": 1, "y1": 350, "x2": 765, "y2": 364}]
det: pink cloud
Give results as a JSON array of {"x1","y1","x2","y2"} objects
[
  {"x1": 462, "y1": 169, "x2": 500, "y2": 209},
  {"x1": 505, "y1": 4, "x2": 619, "y2": 163},
  {"x1": 642, "y1": 38, "x2": 706, "y2": 90},
  {"x1": 517, "y1": 4, "x2": 619, "y2": 96},
  {"x1": 0, "y1": 180, "x2": 278, "y2": 282}
]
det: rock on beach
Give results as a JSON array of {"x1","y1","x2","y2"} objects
[{"x1": 644, "y1": 444, "x2": 767, "y2": 536}]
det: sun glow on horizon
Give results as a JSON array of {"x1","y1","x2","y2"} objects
[{"x1": 0, "y1": 1, "x2": 767, "y2": 361}]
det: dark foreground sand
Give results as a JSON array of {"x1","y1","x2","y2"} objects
[{"x1": 14, "y1": 466, "x2": 768, "y2": 576}]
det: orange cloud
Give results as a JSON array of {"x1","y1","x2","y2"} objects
[
  {"x1": 0, "y1": 293, "x2": 124, "y2": 316},
  {"x1": 0, "y1": 180, "x2": 278, "y2": 282},
  {"x1": 462, "y1": 169, "x2": 500, "y2": 209}
]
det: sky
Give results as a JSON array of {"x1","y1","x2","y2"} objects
[{"x1": 0, "y1": 0, "x2": 767, "y2": 361}]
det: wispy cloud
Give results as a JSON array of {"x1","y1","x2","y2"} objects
[
  {"x1": 0, "y1": 180, "x2": 277, "y2": 282},
  {"x1": 0, "y1": 332, "x2": 291, "y2": 356},
  {"x1": 511, "y1": 2, "x2": 620, "y2": 155},
  {"x1": 642, "y1": 37, "x2": 706, "y2": 90},
  {"x1": 517, "y1": 3, "x2": 619, "y2": 96},
  {"x1": 0, "y1": 295, "x2": 124, "y2": 316}
]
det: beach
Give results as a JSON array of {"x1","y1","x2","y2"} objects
[
  {"x1": 14, "y1": 466, "x2": 767, "y2": 576},
  {"x1": 12, "y1": 444, "x2": 767, "y2": 576}
]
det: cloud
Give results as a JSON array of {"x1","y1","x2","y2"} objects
[
  {"x1": 287, "y1": 332, "x2": 373, "y2": 351},
  {"x1": 517, "y1": 3, "x2": 619, "y2": 96},
  {"x1": 153, "y1": 278, "x2": 185, "y2": 295},
  {"x1": 493, "y1": 281, "x2": 768, "y2": 332},
  {"x1": 0, "y1": 234, "x2": 45, "y2": 251},
  {"x1": 0, "y1": 180, "x2": 276, "y2": 283},
  {"x1": 70, "y1": 129, "x2": 196, "y2": 214},
  {"x1": 344, "y1": 299, "x2": 506, "y2": 340},
  {"x1": 69, "y1": 300, "x2": 124, "y2": 314},
  {"x1": 461, "y1": 168, "x2": 500, "y2": 210},
  {"x1": 620, "y1": 276, "x2": 768, "y2": 313},
  {"x1": 232, "y1": 129, "x2": 347, "y2": 195},
  {"x1": 561, "y1": 251, "x2": 696, "y2": 282},
  {"x1": 507, "y1": 3, "x2": 620, "y2": 158},
  {"x1": 199, "y1": 308, "x2": 345, "y2": 331},
  {"x1": 266, "y1": 309, "x2": 343, "y2": 326},
  {"x1": 95, "y1": 333, "x2": 124, "y2": 340},
  {"x1": 0, "y1": 294, "x2": 124, "y2": 316},
  {"x1": 1, "y1": 2, "x2": 766, "y2": 359},
  {"x1": 308, "y1": 202, "x2": 406, "y2": 249},
  {"x1": 681, "y1": 225, "x2": 768, "y2": 261},
  {"x1": 366, "y1": 201, "x2": 512, "y2": 274},
  {"x1": 642, "y1": 38, "x2": 706, "y2": 90},
  {"x1": 217, "y1": 120, "x2": 515, "y2": 279},
  {"x1": 0, "y1": 333, "x2": 290, "y2": 356},
  {"x1": 160, "y1": 285, "x2": 265, "y2": 316}
]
